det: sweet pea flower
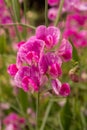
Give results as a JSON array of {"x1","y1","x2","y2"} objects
[
  {"x1": 74, "y1": 2, "x2": 87, "y2": 12},
  {"x1": 51, "y1": 79, "x2": 70, "y2": 96},
  {"x1": 7, "y1": 64, "x2": 18, "y2": 76},
  {"x1": 36, "y1": 25, "x2": 60, "y2": 49},
  {"x1": 51, "y1": 79, "x2": 61, "y2": 95},
  {"x1": 3, "y1": 113, "x2": 25, "y2": 130},
  {"x1": 58, "y1": 39, "x2": 72, "y2": 62},
  {"x1": 48, "y1": 0, "x2": 59, "y2": 6},
  {"x1": 59, "y1": 83, "x2": 71, "y2": 96},
  {"x1": 16, "y1": 38, "x2": 45, "y2": 68},
  {"x1": 14, "y1": 66, "x2": 40, "y2": 92},
  {"x1": 39, "y1": 52, "x2": 62, "y2": 77},
  {"x1": 48, "y1": 7, "x2": 58, "y2": 21}
]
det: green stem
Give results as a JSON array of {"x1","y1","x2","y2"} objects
[
  {"x1": 24, "y1": 0, "x2": 27, "y2": 39},
  {"x1": 0, "y1": 23, "x2": 36, "y2": 30},
  {"x1": 40, "y1": 101, "x2": 53, "y2": 130},
  {"x1": 36, "y1": 92, "x2": 40, "y2": 130},
  {"x1": 45, "y1": 0, "x2": 48, "y2": 26},
  {"x1": 4, "y1": 0, "x2": 21, "y2": 41},
  {"x1": 11, "y1": 0, "x2": 22, "y2": 41},
  {"x1": 54, "y1": 0, "x2": 64, "y2": 26}
]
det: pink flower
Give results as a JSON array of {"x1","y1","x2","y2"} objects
[
  {"x1": 58, "y1": 39, "x2": 72, "y2": 62},
  {"x1": 36, "y1": 25, "x2": 60, "y2": 49},
  {"x1": 63, "y1": 0, "x2": 80, "y2": 12},
  {"x1": 59, "y1": 83, "x2": 71, "y2": 97},
  {"x1": 74, "y1": 2, "x2": 87, "y2": 12},
  {"x1": 48, "y1": 0, "x2": 59, "y2": 6},
  {"x1": 3, "y1": 113, "x2": 25, "y2": 130},
  {"x1": 51, "y1": 79, "x2": 61, "y2": 95},
  {"x1": 48, "y1": 8, "x2": 58, "y2": 21},
  {"x1": 39, "y1": 52, "x2": 62, "y2": 77},
  {"x1": 7, "y1": 64, "x2": 18, "y2": 76},
  {"x1": 51, "y1": 79, "x2": 71, "y2": 96},
  {"x1": 14, "y1": 66, "x2": 40, "y2": 92},
  {"x1": 16, "y1": 38, "x2": 45, "y2": 68}
]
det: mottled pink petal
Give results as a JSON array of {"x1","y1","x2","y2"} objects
[
  {"x1": 48, "y1": 8, "x2": 58, "y2": 21},
  {"x1": 48, "y1": 0, "x2": 59, "y2": 6},
  {"x1": 51, "y1": 79, "x2": 62, "y2": 95},
  {"x1": 49, "y1": 63, "x2": 62, "y2": 77},
  {"x1": 36, "y1": 25, "x2": 60, "y2": 48},
  {"x1": 7, "y1": 64, "x2": 18, "y2": 76},
  {"x1": 58, "y1": 39, "x2": 72, "y2": 62},
  {"x1": 59, "y1": 83, "x2": 71, "y2": 96},
  {"x1": 16, "y1": 39, "x2": 44, "y2": 68}
]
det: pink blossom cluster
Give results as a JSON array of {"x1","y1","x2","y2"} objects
[
  {"x1": 7, "y1": 25, "x2": 72, "y2": 97},
  {"x1": 0, "y1": 0, "x2": 12, "y2": 24},
  {"x1": 63, "y1": 13, "x2": 87, "y2": 48},
  {"x1": 3, "y1": 113, "x2": 25, "y2": 130},
  {"x1": 0, "y1": 0, "x2": 27, "y2": 38},
  {"x1": 48, "y1": 0, "x2": 87, "y2": 21}
]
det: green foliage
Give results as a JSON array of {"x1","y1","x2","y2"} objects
[{"x1": 60, "y1": 99, "x2": 73, "y2": 130}]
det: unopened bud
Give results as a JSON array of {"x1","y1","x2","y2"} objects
[{"x1": 69, "y1": 65, "x2": 80, "y2": 82}]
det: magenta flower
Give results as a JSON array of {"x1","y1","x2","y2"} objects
[
  {"x1": 59, "y1": 83, "x2": 71, "y2": 97},
  {"x1": 48, "y1": 0, "x2": 59, "y2": 6},
  {"x1": 51, "y1": 79, "x2": 70, "y2": 96},
  {"x1": 48, "y1": 8, "x2": 58, "y2": 21},
  {"x1": 58, "y1": 39, "x2": 72, "y2": 62},
  {"x1": 36, "y1": 25, "x2": 60, "y2": 49},
  {"x1": 16, "y1": 38, "x2": 45, "y2": 68},
  {"x1": 3, "y1": 113, "x2": 25, "y2": 130},
  {"x1": 74, "y1": 2, "x2": 87, "y2": 12},
  {"x1": 7, "y1": 64, "x2": 18, "y2": 76},
  {"x1": 39, "y1": 52, "x2": 62, "y2": 77},
  {"x1": 14, "y1": 66, "x2": 40, "y2": 92}
]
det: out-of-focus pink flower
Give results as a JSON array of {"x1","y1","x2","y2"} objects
[
  {"x1": 63, "y1": 0, "x2": 80, "y2": 12},
  {"x1": 58, "y1": 39, "x2": 72, "y2": 62},
  {"x1": 36, "y1": 25, "x2": 60, "y2": 49},
  {"x1": 64, "y1": 29, "x2": 87, "y2": 48},
  {"x1": 3, "y1": 113, "x2": 25, "y2": 130},
  {"x1": 48, "y1": 8, "x2": 58, "y2": 21},
  {"x1": 59, "y1": 83, "x2": 71, "y2": 97},
  {"x1": 16, "y1": 39, "x2": 45, "y2": 68},
  {"x1": 48, "y1": 0, "x2": 59, "y2": 6},
  {"x1": 7, "y1": 64, "x2": 18, "y2": 76},
  {"x1": 39, "y1": 52, "x2": 62, "y2": 77},
  {"x1": 74, "y1": 2, "x2": 87, "y2": 12},
  {"x1": 17, "y1": 41, "x2": 25, "y2": 49}
]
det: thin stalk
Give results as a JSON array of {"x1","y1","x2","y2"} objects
[
  {"x1": 0, "y1": 23, "x2": 36, "y2": 30},
  {"x1": 40, "y1": 101, "x2": 53, "y2": 130},
  {"x1": 11, "y1": 0, "x2": 22, "y2": 41},
  {"x1": 4, "y1": 0, "x2": 21, "y2": 41},
  {"x1": 24, "y1": 0, "x2": 27, "y2": 39},
  {"x1": 36, "y1": 92, "x2": 40, "y2": 130},
  {"x1": 45, "y1": 0, "x2": 48, "y2": 26},
  {"x1": 54, "y1": 0, "x2": 64, "y2": 26}
]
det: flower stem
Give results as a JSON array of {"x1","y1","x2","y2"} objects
[
  {"x1": 45, "y1": 0, "x2": 48, "y2": 26},
  {"x1": 36, "y1": 92, "x2": 40, "y2": 130},
  {"x1": 0, "y1": 23, "x2": 36, "y2": 30},
  {"x1": 24, "y1": 0, "x2": 27, "y2": 39},
  {"x1": 40, "y1": 101, "x2": 53, "y2": 130},
  {"x1": 54, "y1": 0, "x2": 64, "y2": 26}
]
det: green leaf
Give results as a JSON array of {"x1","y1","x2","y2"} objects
[
  {"x1": 18, "y1": 89, "x2": 29, "y2": 113},
  {"x1": 70, "y1": 40, "x2": 79, "y2": 62},
  {"x1": 0, "y1": 35, "x2": 6, "y2": 54},
  {"x1": 60, "y1": 99, "x2": 73, "y2": 130},
  {"x1": 11, "y1": 0, "x2": 21, "y2": 22}
]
